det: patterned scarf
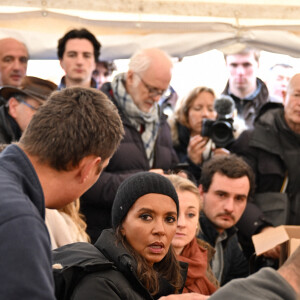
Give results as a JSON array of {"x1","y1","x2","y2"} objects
[
  {"x1": 111, "y1": 73, "x2": 160, "y2": 167},
  {"x1": 178, "y1": 237, "x2": 218, "y2": 295}
]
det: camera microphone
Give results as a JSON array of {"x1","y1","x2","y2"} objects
[
  {"x1": 201, "y1": 95, "x2": 235, "y2": 148},
  {"x1": 214, "y1": 95, "x2": 235, "y2": 117}
]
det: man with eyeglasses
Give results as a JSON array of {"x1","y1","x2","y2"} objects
[
  {"x1": 0, "y1": 76, "x2": 57, "y2": 144},
  {"x1": 81, "y1": 48, "x2": 179, "y2": 243}
]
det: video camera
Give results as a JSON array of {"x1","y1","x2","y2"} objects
[{"x1": 201, "y1": 95, "x2": 235, "y2": 148}]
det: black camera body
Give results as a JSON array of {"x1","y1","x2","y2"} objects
[
  {"x1": 201, "y1": 95, "x2": 236, "y2": 148},
  {"x1": 201, "y1": 117, "x2": 235, "y2": 148}
]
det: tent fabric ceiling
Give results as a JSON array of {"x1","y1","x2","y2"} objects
[{"x1": 1, "y1": 1, "x2": 300, "y2": 60}]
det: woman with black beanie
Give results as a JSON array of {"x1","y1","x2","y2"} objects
[{"x1": 53, "y1": 172, "x2": 186, "y2": 300}]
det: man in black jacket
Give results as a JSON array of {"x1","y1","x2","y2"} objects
[
  {"x1": 197, "y1": 154, "x2": 254, "y2": 285},
  {"x1": 230, "y1": 73, "x2": 300, "y2": 264},
  {"x1": 81, "y1": 48, "x2": 179, "y2": 243}
]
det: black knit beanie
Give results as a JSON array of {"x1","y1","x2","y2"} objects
[{"x1": 112, "y1": 172, "x2": 179, "y2": 229}]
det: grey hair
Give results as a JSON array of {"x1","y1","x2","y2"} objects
[
  {"x1": 128, "y1": 49, "x2": 152, "y2": 74},
  {"x1": 128, "y1": 48, "x2": 172, "y2": 75}
]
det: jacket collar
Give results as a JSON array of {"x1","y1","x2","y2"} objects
[
  {"x1": 58, "y1": 76, "x2": 98, "y2": 90},
  {"x1": 199, "y1": 212, "x2": 237, "y2": 248},
  {"x1": 95, "y1": 229, "x2": 187, "y2": 299},
  {"x1": 95, "y1": 229, "x2": 138, "y2": 274},
  {"x1": 223, "y1": 77, "x2": 268, "y2": 103},
  {"x1": 0, "y1": 144, "x2": 45, "y2": 218}
]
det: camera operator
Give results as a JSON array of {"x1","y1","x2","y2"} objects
[{"x1": 169, "y1": 87, "x2": 230, "y2": 184}]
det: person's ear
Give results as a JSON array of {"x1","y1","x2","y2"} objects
[
  {"x1": 8, "y1": 97, "x2": 20, "y2": 118},
  {"x1": 126, "y1": 70, "x2": 134, "y2": 86},
  {"x1": 59, "y1": 59, "x2": 65, "y2": 71},
  {"x1": 196, "y1": 221, "x2": 201, "y2": 235},
  {"x1": 198, "y1": 184, "x2": 204, "y2": 196},
  {"x1": 77, "y1": 155, "x2": 101, "y2": 184},
  {"x1": 120, "y1": 226, "x2": 126, "y2": 236},
  {"x1": 91, "y1": 60, "x2": 96, "y2": 73},
  {"x1": 282, "y1": 90, "x2": 287, "y2": 105}
]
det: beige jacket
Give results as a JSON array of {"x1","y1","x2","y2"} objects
[{"x1": 45, "y1": 209, "x2": 89, "y2": 249}]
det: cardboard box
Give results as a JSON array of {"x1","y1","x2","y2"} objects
[{"x1": 252, "y1": 225, "x2": 300, "y2": 265}]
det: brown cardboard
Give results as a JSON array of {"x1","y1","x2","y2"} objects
[
  {"x1": 290, "y1": 238, "x2": 300, "y2": 256},
  {"x1": 252, "y1": 225, "x2": 300, "y2": 265}
]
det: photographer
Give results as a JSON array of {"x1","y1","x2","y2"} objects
[{"x1": 169, "y1": 87, "x2": 231, "y2": 184}]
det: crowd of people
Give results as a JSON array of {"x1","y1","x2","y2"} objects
[{"x1": 0, "y1": 27, "x2": 299, "y2": 300}]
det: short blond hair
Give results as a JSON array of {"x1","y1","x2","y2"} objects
[
  {"x1": 167, "y1": 174, "x2": 202, "y2": 212},
  {"x1": 224, "y1": 47, "x2": 260, "y2": 63}
]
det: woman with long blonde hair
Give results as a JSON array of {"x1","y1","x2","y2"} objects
[{"x1": 168, "y1": 174, "x2": 219, "y2": 296}]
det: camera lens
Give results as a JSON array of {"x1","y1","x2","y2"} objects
[{"x1": 211, "y1": 121, "x2": 234, "y2": 147}]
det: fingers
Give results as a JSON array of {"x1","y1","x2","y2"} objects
[
  {"x1": 262, "y1": 245, "x2": 281, "y2": 259},
  {"x1": 189, "y1": 135, "x2": 208, "y2": 147},
  {"x1": 187, "y1": 135, "x2": 209, "y2": 164}
]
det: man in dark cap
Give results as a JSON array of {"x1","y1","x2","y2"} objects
[{"x1": 0, "y1": 76, "x2": 57, "y2": 143}]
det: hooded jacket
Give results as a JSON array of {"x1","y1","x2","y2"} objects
[{"x1": 53, "y1": 229, "x2": 187, "y2": 300}]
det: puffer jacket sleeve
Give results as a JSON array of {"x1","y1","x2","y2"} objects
[
  {"x1": 71, "y1": 271, "x2": 148, "y2": 300},
  {"x1": 72, "y1": 274, "x2": 123, "y2": 300}
]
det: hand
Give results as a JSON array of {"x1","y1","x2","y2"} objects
[
  {"x1": 259, "y1": 227, "x2": 281, "y2": 259},
  {"x1": 187, "y1": 135, "x2": 209, "y2": 165},
  {"x1": 149, "y1": 169, "x2": 165, "y2": 175},
  {"x1": 159, "y1": 293, "x2": 209, "y2": 300}
]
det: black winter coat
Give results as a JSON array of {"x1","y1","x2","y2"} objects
[
  {"x1": 0, "y1": 105, "x2": 22, "y2": 144},
  {"x1": 81, "y1": 83, "x2": 179, "y2": 243},
  {"x1": 198, "y1": 213, "x2": 249, "y2": 286},
  {"x1": 230, "y1": 107, "x2": 300, "y2": 258},
  {"x1": 222, "y1": 78, "x2": 269, "y2": 129},
  {"x1": 172, "y1": 122, "x2": 216, "y2": 184},
  {"x1": 53, "y1": 229, "x2": 185, "y2": 300}
]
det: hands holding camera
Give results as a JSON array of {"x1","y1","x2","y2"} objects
[
  {"x1": 187, "y1": 135, "x2": 230, "y2": 165},
  {"x1": 187, "y1": 135, "x2": 209, "y2": 165}
]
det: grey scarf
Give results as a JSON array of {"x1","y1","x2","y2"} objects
[{"x1": 111, "y1": 73, "x2": 160, "y2": 167}]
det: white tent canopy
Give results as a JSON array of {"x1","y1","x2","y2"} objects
[{"x1": 1, "y1": 0, "x2": 300, "y2": 60}]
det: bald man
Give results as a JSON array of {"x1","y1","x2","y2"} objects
[
  {"x1": 0, "y1": 38, "x2": 28, "y2": 87},
  {"x1": 81, "y1": 48, "x2": 179, "y2": 243},
  {"x1": 230, "y1": 73, "x2": 300, "y2": 264},
  {"x1": 0, "y1": 38, "x2": 29, "y2": 106}
]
